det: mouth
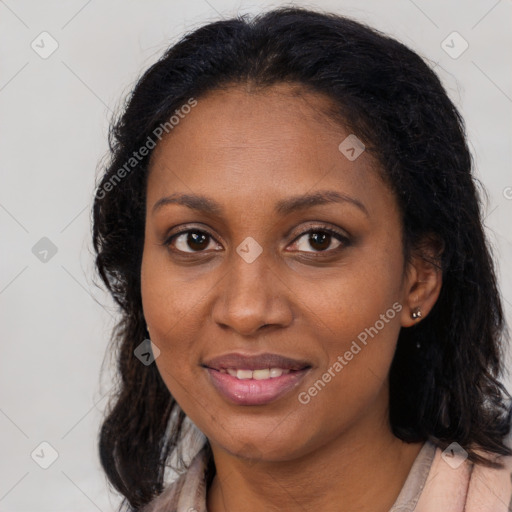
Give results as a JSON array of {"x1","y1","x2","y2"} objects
[
  {"x1": 202, "y1": 352, "x2": 312, "y2": 405},
  {"x1": 217, "y1": 367, "x2": 294, "y2": 379}
]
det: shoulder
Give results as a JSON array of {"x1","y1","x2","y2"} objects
[
  {"x1": 466, "y1": 447, "x2": 512, "y2": 512},
  {"x1": 140, "y1": 446, "x2": 209, "y2": 512},
  {"x1": 139, "y1": 474, "x2": 186, "y2": 512},
  {"x1": 415, "y1": 442, "x2": 512, "y2": 512}
]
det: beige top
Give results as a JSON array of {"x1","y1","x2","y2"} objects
[{"x1": 140, "y1": 438, "x2": 512, "y2": 512}]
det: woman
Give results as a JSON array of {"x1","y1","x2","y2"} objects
[{"x1": 93, "y1": 7, "x2": 512, "y2": 512}]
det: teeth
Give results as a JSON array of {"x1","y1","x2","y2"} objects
[
  {"x1": 236, "y1": 369, "x2": 253, "y2": 380},
  {"x1": 253, "y1": 369, "x2": 270, "y2": 380},
  {"x1": 270, "y1": 368, "x2": 287, "y2": 378},
  {"x1": 222, "y1": 368, "x2": 292, "y2": 379}
]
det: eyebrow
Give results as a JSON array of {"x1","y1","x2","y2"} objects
[{"x1": 151, "y1": 190, "x2": 368, "y2": 217}]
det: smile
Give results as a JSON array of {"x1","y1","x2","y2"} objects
[
  {"x1": 219, "y1": 368, "x2": 291, "y2": 379},
  {"x1": 202, "y1": 352, "x2": 312, "y2": 405},
  {"x1": 204, "y1": 366, "x2": 311, "y2": 405}
]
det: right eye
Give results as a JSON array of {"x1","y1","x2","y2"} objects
[{"x1": 164, "y1": 228, "x2": 222, "y2": 254}]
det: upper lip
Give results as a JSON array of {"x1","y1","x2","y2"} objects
[{"x1": 202, "y1": 352, "x2": 312, "y2": 371}]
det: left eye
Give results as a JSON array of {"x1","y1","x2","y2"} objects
[{"x1": 290, "y1": 228, "x2": 347, "y2": 253}]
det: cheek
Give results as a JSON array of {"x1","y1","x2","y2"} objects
[
  {"x1": 140, "y1": 251, "x2": 200, "y2": 385},
  {"x1": 319, "y1": 299, "x2": 401, "y2": 391},
  {"x1": 140, "y1": 243, "x2": 226, "y2": 424},
  {"x1": 298, "y1": 312, "x2": 401, "y2": 440},
  {"x1": 296, "y1": 243, "x2": 403, "y2": 407},
  {"x1": 298, "y1": 249, "x2": 403, "y2": 345},
  {"x1": 141, "y1": 271, "x2": 207, "y2": 419},
  {"x1": 141, "y1": 246, "x2": 204, "y2": 334}
]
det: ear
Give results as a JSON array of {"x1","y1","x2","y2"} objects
[{"x1": 400, "y1": 234, "x2": 444, "y2": 328}]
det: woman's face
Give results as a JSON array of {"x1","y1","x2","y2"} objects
[{"x1": 141, "y1": 84, "x2": 420, "y2": 462}]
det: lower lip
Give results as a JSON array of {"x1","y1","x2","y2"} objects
[{"x1": 205, "y1": 368, "x2": 310, "y2": 405}]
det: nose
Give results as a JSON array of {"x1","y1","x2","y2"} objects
[{"x1": 211, "y1": 249, "x2": 294, "y2": 337}]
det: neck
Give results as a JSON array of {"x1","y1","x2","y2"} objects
[{"x1": 206, "y1": 401, "x2": 423, "y2": 512}]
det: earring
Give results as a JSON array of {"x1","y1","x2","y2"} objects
[{"x1": 411, "y1": 307, "x2": 422, "y2": 320}]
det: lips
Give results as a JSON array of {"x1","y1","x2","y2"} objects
[
  {"x1": 203, "y1": 352, "x2": 311, "y2": 372},
  {"x1": 202, "y1": 352, "x2": 312, "y2": 405}
]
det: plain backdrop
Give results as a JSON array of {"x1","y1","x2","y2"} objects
[{"x1": 1, "y1": 0, "x2": 511, "y2": 510}]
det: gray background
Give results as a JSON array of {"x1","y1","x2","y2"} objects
[{"x1": 1, "y1": 0, "x2": 511, "y2": 510}]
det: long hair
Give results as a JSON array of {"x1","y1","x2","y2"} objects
[{"x1": 92, "y1": 7, "x2": 512, "y2": 510}]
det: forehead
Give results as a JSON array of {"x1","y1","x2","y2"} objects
[
  {"x1": 146, "y1": 84, "x2": 389, "y2": 216},
  {"x1": 150, "y1": 83, "x2": 348, "y2": 164}
]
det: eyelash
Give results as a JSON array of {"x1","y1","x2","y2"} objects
[{"x1": 162, "y1": 223, "x2": 351, "y2": 256}]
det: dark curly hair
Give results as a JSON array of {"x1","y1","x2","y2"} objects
[{"x1": 92, "y1": 6, "x2": 512, "y2": 511}]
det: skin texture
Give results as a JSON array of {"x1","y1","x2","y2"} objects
[{"x1": 140, "y1": 83, "x2": 443, "y2": 512}]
